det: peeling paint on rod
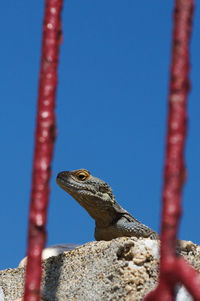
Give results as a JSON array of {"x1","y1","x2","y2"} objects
[{"x1": 23, "y1": 0, "x2": 64, "y2": 300}]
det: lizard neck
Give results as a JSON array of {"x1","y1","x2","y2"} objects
[{"x1": 73, "y1": 194, "x2": 126, "y2": 227}]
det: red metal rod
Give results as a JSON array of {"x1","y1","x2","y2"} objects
[
  {"x1": 23, "y1": 0, "x2": 64, "y2": 300},
  {"x1": 144, "y1": 0, "x2": 200, "y2": 300},
  {"x1": 175, "y1": 258, "x2": 200, "y2": 299},
  {"x1": 160, "y1": 0, "x2": 194, "y2": 276}
]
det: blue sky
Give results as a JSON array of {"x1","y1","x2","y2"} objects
[{"x1": 1, "y1": 1, "x2": 200, "y2": 270}]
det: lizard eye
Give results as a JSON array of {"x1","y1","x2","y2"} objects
[
  {"x1": 78, "y1": 174, "x2": 87, "y2": 181},
  {"x1": 75, "y1": 170, "x2": 90, "y2": 181}
]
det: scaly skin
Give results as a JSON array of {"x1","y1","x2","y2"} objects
[{"x1": 56, "y1": 169, "x2": 158, "y2": 241}]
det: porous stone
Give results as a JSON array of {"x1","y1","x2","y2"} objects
[
  {"x1": 0, "y1": 287, "x2": 4, "y2": 301},
  {"x1": 0, "y1": 238, "x2": 199, "y2": 301},
  {"x1": 18, "y1": 243, "x2": 79, "y2": 267}
]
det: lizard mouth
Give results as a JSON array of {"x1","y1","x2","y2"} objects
[
  {"x1": 56, "y1": 174, "x2": 74, "y2": 192},
  {"x1": 56, "y1": 172, "x2": 96, "y2": 195}
]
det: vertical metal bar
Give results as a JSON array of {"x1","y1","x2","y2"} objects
[
  {"x1": 24, "y1": 0, "x2": 64, "y2": 300},
  {"x1": 145, "y1": 0, "x2": 196, "y2": 299},
  {"x1": 159, "y1": 0, "x2": 194, "y2": 287}
]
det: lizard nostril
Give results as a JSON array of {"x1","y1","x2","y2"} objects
[
  {"x1": 57, "y1": 172, "x2": 64, "y2": 179},
  {"x1": 56, "y1": 174, "x2": 61, "y2": 180},
  {"x1": 56, "y1": 171, "x2": 68, "y2": 181}
]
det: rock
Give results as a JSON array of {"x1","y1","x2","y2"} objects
[
  {"x1": 18, "y1": 243, "x2": 79, "y2": 267},
  {"x1": 0, "y1": 237, "x2": 199, "y2": 301},
  {"x1": 0, "y1": 287, "x2": 4, "y2": 301}
]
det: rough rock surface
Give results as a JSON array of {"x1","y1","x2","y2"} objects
[{"x1": 0, "y1": 237, "x2": 199, "y2": 301}]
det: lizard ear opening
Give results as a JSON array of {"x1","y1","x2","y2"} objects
[{"x1": 99, "y1": 186, "x2": 107, "y2": 193}]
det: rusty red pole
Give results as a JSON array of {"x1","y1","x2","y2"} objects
[
  {"x1": 23, "y1": 0, "x2": 64, "y2": 300},
  {"x1": 144, "y1": 0, "x2": 200, "y2": 300}
]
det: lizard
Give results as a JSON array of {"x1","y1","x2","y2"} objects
[{"x1": 56, "y1": 169, "x2": 158, "y2": 241}]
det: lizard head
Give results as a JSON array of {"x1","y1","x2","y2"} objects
[
  {"x1": 56, "y1": 169, "x2": 114, "y2": 202},
  {"x1": 56, "y1": 169, "x2": 119, "y2": 223}
]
